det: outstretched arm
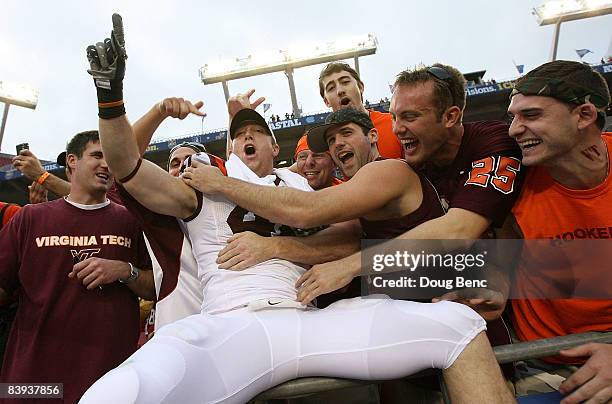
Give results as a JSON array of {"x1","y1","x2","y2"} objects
[
  {"x1": 271, "y1": 221, "x2": 361, "y2": 265},
  {"x1": 13, "y1": 150, "x2": 70, "y2": 197},
  {"x1": 296, "y1": 214, "x2": 517, "y2": 307},
  {"x1": 132, "y1": 97, "x2": 205, "y2": 156},
  {"x1": 396, "y1": 207, "x2": 491, "y2": 240},
  {"x1": 183, "y1": 159, "x2": 415, "y2": 229},
  {"x1": 87, "y1": 14, "x2": 198, "y2": 219},
  {"x1": 216, "y1": 220, "x2": 361, "y2": 270}
]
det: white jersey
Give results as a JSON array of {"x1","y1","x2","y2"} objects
[{"x1": 183, "y1": 153, "x2": 314, "y2": 314}]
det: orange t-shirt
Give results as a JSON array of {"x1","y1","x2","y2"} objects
[
  {"x1": 511, "y1": 134, "x2": 612, "y2": 363},
  {"x1": 0, "y1": 202, "x2": 21, "y2": 229},
  {"x1": 369, "y1": 110, "x2": 403, "y2": 160}
]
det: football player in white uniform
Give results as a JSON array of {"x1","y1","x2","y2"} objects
[{"x1": 80, "y1": 15, "x2": 514, "y2": 404}]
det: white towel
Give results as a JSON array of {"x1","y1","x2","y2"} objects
[{"x1": 225, "y1": 153, "x2": 313, "y2": 192}]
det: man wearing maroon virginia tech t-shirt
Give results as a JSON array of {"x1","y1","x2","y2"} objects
[
  {"x1": 0, "y1": 131, "x2": 153, "y2": 404},
  {"x1": 386, "y1": 64, "x2": 525, "y2": 313}
]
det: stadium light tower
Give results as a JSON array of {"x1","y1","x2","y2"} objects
[
  {"x1": 0, "y1": 81, "x2": 39, "y2": 151},
  {"x1": 533, "y1": 0, "x2": 612, "y2": 61},
  {"x1": 199, "y1": 34, "x2": 378, "y2": 118}
]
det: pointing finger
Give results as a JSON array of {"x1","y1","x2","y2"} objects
[
  {"x1": 190, "y1": 101, "x2": 206, "y2": 117},
  {"x1": 111, "y1": 13, "x2": 126, "y2": 49},
  {"x1": 252, "y1": 97, "x2": 265, "y2": 110}
]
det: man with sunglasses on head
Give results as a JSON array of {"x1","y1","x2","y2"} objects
[
  {"x1": 348, "y1": 64, "x2": 523, "y2": 319},
  {"x1": 389, "y1": 63, "x2": 524, "y2": 240}
]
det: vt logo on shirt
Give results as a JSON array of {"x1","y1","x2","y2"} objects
[{"x1": 70, "y1": 248, "x2": 101, "y2": 263}]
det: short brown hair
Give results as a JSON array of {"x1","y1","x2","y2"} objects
[
  {"x1": 66, "y1": 130, "x2": 99, "y2": 159},
  {"x1": 318, "y1": 62, "x2": 363, "y2": 98},
  {"x1": 65, "y1": 130, "x2": 100, "y2": 174},
  {"x1": 393, "y1": 63, "x2": 467, "y2": 119}
]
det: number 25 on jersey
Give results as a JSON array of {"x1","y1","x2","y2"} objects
[{"x1": 465, "y1": 156, "x2": 521, "y2": 194}]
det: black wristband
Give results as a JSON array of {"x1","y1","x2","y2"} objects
[
  {"x1": 118, "y1": 158, "x2": 142, "y2": 184},
  {"x1": 95, "y1": 79, "x2": 125, "y2": 119}
]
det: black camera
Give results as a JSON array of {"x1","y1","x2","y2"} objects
[{"x1": 16, "y1": 143, "x2": 29, "y2": 154}]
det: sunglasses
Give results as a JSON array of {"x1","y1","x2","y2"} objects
[{"x1": 427, "y1": 66, "x2": 456, "y2": 107}]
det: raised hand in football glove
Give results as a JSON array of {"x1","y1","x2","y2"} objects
[{"x1": 86, "y1": 13, "x2": 128, "y2": 119}]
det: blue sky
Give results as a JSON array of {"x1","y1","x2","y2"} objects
[{"x1": 1, "y1": 0, "x2": 610, "y2": 160}]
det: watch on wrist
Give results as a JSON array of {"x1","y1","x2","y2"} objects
[{"x1": 119, "y1": 262, "x2": 140, "y2": 284}]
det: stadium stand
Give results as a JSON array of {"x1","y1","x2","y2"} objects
[{"x1": 0, "y1": 154, "x2": 13, "y2": 168}]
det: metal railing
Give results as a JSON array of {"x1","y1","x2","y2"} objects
[{"x1": 250, "y1": 331, "x2": 612, "y2": 403}]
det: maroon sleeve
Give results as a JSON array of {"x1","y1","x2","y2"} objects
[
  {"x1": 114, "y1": 183, "x2": 172, "y2": 228},
  {"x1": 107, "y1": 183, "x2": 123, "y2": 206},
  {"x1": 107, "y1": 189, "x2": 153, "y2": 270},
  {"x1": 114, "y1": 185, "x2": 184, "y2": 300},
  {"x1": 450, "y1": 122, "x2": 526, "y2": 227},
  {"x1": 0, "y1": 207, "x2": 26, "y2": 293}
]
